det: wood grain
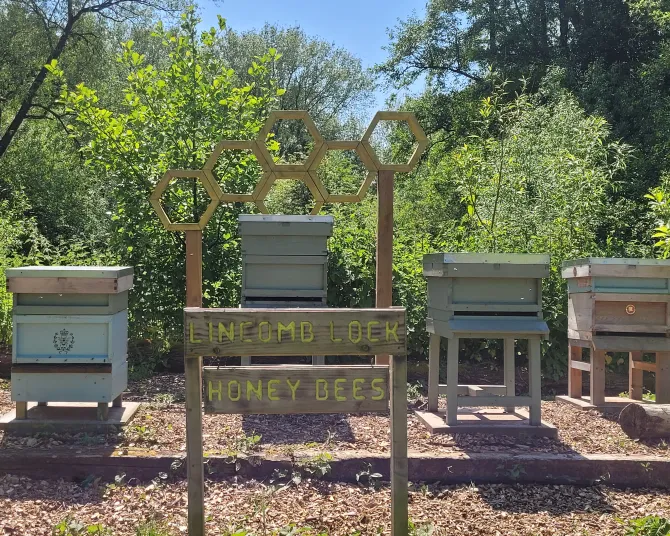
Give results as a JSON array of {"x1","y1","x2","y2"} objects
[
  {"x1": 203, "y1": 366, "x2": 389, "y2": 414},
  {"x1": 7, "y1": 276, "x2": 132, "y2": 295},
  {"x1": 184, "y1": 308, "x2": 406, "y2": 358},
  {"x1": 389, "y1": 353, "x2": 408, "y2": 536},
  {"x1": 568, "y1": 345, "x2": 583, "y2": 399},
  {"x1": 376, "y1": 169, "x2": 394, "y2": 366},
  {"x1": 620, "y1": 403, "x2": 670, "y2": 439},
  {"x1": 629, "y1": 351, "x2": 644, "y2": 400}
]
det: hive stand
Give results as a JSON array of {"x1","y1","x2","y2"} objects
[
  {"x1": 558, "y1": 258, "x2": 670, "y2": 410},
  {"x1": 238, "y1": 215, "x2": 333, "y2": 366},
  {"x1": 416, "y1": 253, "x2": 557, "y2": 437}
]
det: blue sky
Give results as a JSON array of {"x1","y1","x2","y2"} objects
[{"x1": 197, "y1": 0, "x2": 427, "y2": 118}]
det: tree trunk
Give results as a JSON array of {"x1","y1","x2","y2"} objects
[
  {"x1": 488, "y1": 0, "x2": 497, "y2": 59},
  {"x1": 559, "y1": 0, "x2": 569, "y2": 53},
  {"x1": 619, "y1": 403, "x2": 670, "y2": 439}
]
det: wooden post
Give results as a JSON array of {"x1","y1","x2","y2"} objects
[
  {"x1": 427, "y1": 334, "x2": 440, "y2": 412},
  {"x1": 568, "y1": 345, "x2": 583, "y2": 399},
  {"x1": 112, "y1": 394, "x2": 123, "y2": 408},
  {"x1": 446, "y1": 337, "x2": 459, "y2": 425},
  {"x1": 185, "y1": 230, "x2": 205, "y2": 536},
  {"x1": 15, "y1": 402, "x2": 27, "y2": 420},
  {"x1": 389, "y1": 353, "x2": 408, "y2": 536},
  {"x1": 504, "y1": 338, "x2": 515, "y2": 413},
  {"x1": 629, "y1": 351, "x2": 644, "y2": 401},
  {"x1": 528, "y1": 337, "x2": 542, "y2": 425},
  {"x1": 657, "y1": 352, "x2": 670, "y2": 404},
  {"x1": 97, "y1": 402, "x2": 109, "y2": 421},
  {"x1": 375, "y1": 170, "x2": 394, "y2": 366},
  {"x1": 590, "y1": 349, "x2": 606, "y2": 407}
]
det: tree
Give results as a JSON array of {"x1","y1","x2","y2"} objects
[{"x1": 0, "y1": 0, "x2": 180, "y2": 160}]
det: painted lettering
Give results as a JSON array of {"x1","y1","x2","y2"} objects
[
  {"x1": 258, "y1": 321, "x2": 272, "y2": 343},
  {"x1": 367, "y1": 321, "x2": 380, "y2": 342},
  {"x1": 334, "y1": 378, "x2": 347, "y2": 401},
  {"x1": 228, "y1": 380, "x2": 241, "y2": 401},
  {"x1": 287, "y1": 379, "x2": 300, "y2": 400},
  {"x1": 240, "y1": 322, "x2": 253, "y2": 343},
  {"x1": 278, "y1": 321, "x2": 295, "y2": 342},
  {"x1": 208, "y1": 322, "x2": 213, "y2": 342},
  {"x1": 267, "y1": 379, "x2": 280, "y2": 401},
  {"x1": 371, "y1": 378, "x2": 386, "y2": 400},
  {"x1": 189, "y1": 322, "x2": 202, "y2": 343},
  {"x1": 219, "y1": 322, "x2": 234, "y2": 342},
  {"x1": 348, "y1": 320, "x2": 362, "y2": 343},
  {"x1": 385, "y1": 322, "x2": 399, "y2": 342},
  {"x1": 247, "y1": 380, "x2": 262, "y2": 401},
  {"x1": 208, "y1": 380, "x2": 223, "y2": 401},
  {"x1": 300, "y1": 321, "x2": 314, "y2": 343},
  {"x1": 330, "y1": 321, "x2": 342, "y2": 342},
  {"x1": 352, "y1": 378, "x2": 365, "y2": 400},
  {"x1": 316, "y1": 379, "x2": 329, "y2": 400}
]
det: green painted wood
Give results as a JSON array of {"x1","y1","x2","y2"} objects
[
  {"x1": 5, "y1": 266, "x2": 133, "y2": 278},
  {"x1": 567, "y1": 277, "x2": 670, "y2": 294},
  {"x1": 11, "y1": 360, "x2": 127, "y2": 402},
  {"x1": 13, "y1": 291, "x2": 128, "y2": 315},
  {"x1": 238, "y1": 215, "x2": 334, "y2": 236},
  {"x1": 423, "y1": 253, "x2": 550, "y2": 279},
  {"x1": 13, "y1": 311, "x2": 128, "y2": 364},
  {"x1": 243, "y1": 258, "x2": 327, "y2": 292},
  {"x1": 427, "y1": 277, "x2": 540, "y2": 308},
  {"x1": 427, "y1": 317, "x2": 549, "y2": 339}
]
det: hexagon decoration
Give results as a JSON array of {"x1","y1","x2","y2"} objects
[
  {"x1": 361, "y1": 111, "x2": 428, "y2": 173},
  {"x1": 254, "y1": 171, "x2": 325, "y2": 216},
  {"x1": 149, "y1": 169, "x2": 223, "y2": 231},
  {"x1": 203, "y1": 140, "x2": 272, "y2": 203},
  {"x1": 255, "y1": 110, "x2": 325, "y2": 172},
  {"x1": 308, "y1": 140, "x2": 377, "y2": 203}
]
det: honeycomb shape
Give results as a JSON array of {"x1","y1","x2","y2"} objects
[
  {"x1": 308, "y1": 140, "x2": 377, "y2": 202},
  {"x1": 361, "y1": 111, "x2": 428, "y2": 173},
  {"x1": 254, "y1": 171, "x2": 325, "y2": 216},
  {"x1": 203, "y1": 140, "x2": 271, "y2": 203},
  {"x1": 149, "y1": 169, "x2": 222, "y2": 231},
  {"x1": 255, "y1": 110, "x2": 324, "y2": 172}
]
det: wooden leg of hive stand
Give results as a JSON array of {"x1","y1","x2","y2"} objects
[
  {"x1": 528, "y1": 337, "x2": 542, "y2": 426},
  {"x1": 446, "y1": 337, "x2": 459, "y2": 426},
  {"x1": 428, "y1": 334, "x2": 440, "y2": 412},
  {"x1": 504, "y1": 338, "x2": 515, "y2": 413},
  {"x1": 629, "y1": 351, "x2": 644, "y2": 401},
  {"x1": 113, "y1": 394, "x2": 123, "y2": 408},
  {"x1": 16, "y1": 402, "x2": 27, "y2": 420},
  {"x1": 656, "y1": 352, "x2": 670, "y2": 404},
  {"x1": 568, "y1": 344, "x2": 583, "y2": 399},
  {"x1": 37, "y1": 402, "x2": 47, "y2": 407},
  {"x1": 590, "y1": 350, "x2": 606, "y2": 407},
  {"x1": 97, "y1": 402, "x2": 110, "y2": 421}
]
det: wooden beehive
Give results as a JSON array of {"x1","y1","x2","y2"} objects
[
  {"x1": 6, "y1": 266, "x2": 133, "y2": 405},
  {"x1": 563, "y1": 258, "x2": 670, "y2": 339},
  {"x1": 423, "y1": 253, "x2": 550, "y2": 338},
  {"x1": 238, "y1": 215, "x2": 333, "y2": 307}
]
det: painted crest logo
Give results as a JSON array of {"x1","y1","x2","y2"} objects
[
  {"x1": 53, "y1": 328, "x2": 75, "y2": 354},
  {"x1": 625, "y1": 304, "x2": 636, "y2": 315}
]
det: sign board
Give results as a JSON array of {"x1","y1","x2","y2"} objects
[
  {"x1": 203, "y1": 365, "x2": 389, "y2": 414},
  {"x1": 184, "y1": 308, "x2": 406, "y2": 357}
]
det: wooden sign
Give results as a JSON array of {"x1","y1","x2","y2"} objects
[
  {"x1": 184, "y1": 308, "x2": 406, "y2": 357},
  {"x1": 203, "y1": 366, "x2": 389, "y2": 414}
]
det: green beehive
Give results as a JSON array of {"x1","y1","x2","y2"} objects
[{"x1": 6, "y1": 266, "x2": 133, "y2": 419}]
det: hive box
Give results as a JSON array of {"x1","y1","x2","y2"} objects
[{"x1": 5, "y1": 266, "x2": 133, "y2": 417}]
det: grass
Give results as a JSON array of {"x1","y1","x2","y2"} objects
[{"x1": 621, "y1": 515, "x2": 670, "y2": 535}]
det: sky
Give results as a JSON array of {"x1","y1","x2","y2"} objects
[{"x1": 197, "y1": 0, "x2": 427, "y2": 118}]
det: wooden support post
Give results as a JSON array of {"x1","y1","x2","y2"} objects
[
  {"x1": 113, "y1": 394, "x2": 123, "y2": 408},
  {"x1": 528, "y1": 337, "x2": 542, "y2": 426},
  {"x1": 590, "y1": 349, "x2": 606, "y2": 407},
  {"x1": 185, "y1": 230, "x2": 205, "y2": 536},
  {"x1": 37, "y1": 402, "x2": 47, "y2": 407},
  {"x1": 629, "y1": 351, "x2": 644, "y2": 401},
  {"x1": 568, "y1": 345, "x2": 583, "y2": 399},
  {"x1": 446, "y1": 337, "x2": 459, "y2": 425},
  {"x1": 375, "y1": 170, "x2": 394, "y2": 366},
  {"x1": 504, "y1": 338, "x2": 515, "y2": 413},
  {"x1": 428, "y1": 333, "x2": 440, "y2": 412},
  {"x1": 657, "y1": 352, "x2": 670, "y2": 404},
  {"x1": 15, "y1": 402, "x2": 27, "y2": 420},
  {"x1": 389, "y1": 353, "x2": 408, "y2": 536},
  {"x1": 97, "y1": 402, "x2": 109, "y2": 421}
]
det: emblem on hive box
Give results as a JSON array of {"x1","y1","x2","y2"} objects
[
  {"x1": 626, "y1": 304, "x2": 636, "y2": 315},
  {"x1": 53, "y1": 328, "x2": 75, "y2": 354}
]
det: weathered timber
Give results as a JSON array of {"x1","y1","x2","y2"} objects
[{"x1": 620, "y1": 403, "x2": 670, "y2": 439}]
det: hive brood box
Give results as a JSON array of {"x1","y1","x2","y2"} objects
[
  {"x1": 560, "y1": 258, "x2": 670, "y2": 408},
  {"x1": 6, "y1": 266, "x2": 133, "y2": 417}
]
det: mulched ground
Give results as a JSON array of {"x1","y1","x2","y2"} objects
[
  {"x1": 1, "y1": 474, "x2": 669, "y2": 536},
  {"x1": 0, "y1": 374, "x2": 667, "y2": 456}
]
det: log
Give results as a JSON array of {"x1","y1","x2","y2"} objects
[{"x1": 619, "y1": 403, "x2": 670, "y2": 439}]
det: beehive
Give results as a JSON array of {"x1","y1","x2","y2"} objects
[
  {"x1": 6, "y1": 266, "x2": 133, "y2": 419},
  {"x1": 560, "y1": 258, "x2": 670, "y2": 407}
]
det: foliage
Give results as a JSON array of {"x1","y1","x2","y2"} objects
[
  {"x1": 53, "y1": 9, "x2": 282, "y2": 356},
  {"x1": 646, "y1": 175, "x2": 670, "y2": 258},
  {"x1": 621, "y1": 515, "x2": 670, "y2": 536},
  {"x1": 53, "y1": 518, "x2": 110, "y2": 535}
]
